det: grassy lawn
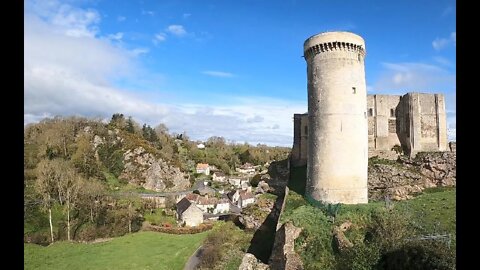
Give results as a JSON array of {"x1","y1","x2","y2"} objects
[
  {"x1": 143, "y1": 210, "x2": 177, "y2": 226},
  {"x1": 25, "y1": 231, "x2": 208, "y2": 270}
]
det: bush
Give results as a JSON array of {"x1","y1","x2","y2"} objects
[
  {"x1": 145, "y1": 223, "x2": 213, "y2": 234},
  {"x1": 24, "y1": 232, "x2": 50, "y2": 246},
  {"x1": 377, "y1": 240, "x2": 455, "y2": 270},
  {"x1": 336, "y1": 243, "x2": 381, "y2": 270}
]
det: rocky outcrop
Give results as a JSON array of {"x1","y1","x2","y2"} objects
[
  {"x1": 269, "y1": 222, "x2": 304, "y2": 270},
  {"x1": 333, "y1": 221, "x2": 354, "y2": 251},
  {"x1": 119, "y1": 147, "x2": 190, "y2": 192},
  {"x1": 238, "y1": 253, "x2": 270, "y2": 270},
  {"x1": 368, "y1": 152, "x2": 456, "y2": 200},
  {"x1": 239, "y1": 197, "x2": 275, "y2": 230}
]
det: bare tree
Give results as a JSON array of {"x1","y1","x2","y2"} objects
[
  {"x1": 57, "y1": 164, "x2": 82, "y2": 241},
  {"x1": 35, "y1": 159, "x2": 61, "y2": 243}
]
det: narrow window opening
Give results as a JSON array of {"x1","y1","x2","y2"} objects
[
  {"x1": 390, "y1": 108, "x2": 395, "y2": 117},
  {"x1": 368, "y1": 108, "x2": 373, "y2": 117},
  {"x1": 352, "y1": 87, "x2": 356, "y2": 94}
]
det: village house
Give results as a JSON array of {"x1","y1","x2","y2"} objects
[
  {"x1": 214, "y1": 198, "x2": 230, "y2": 214},
  {"x1": 229, "y1": 177, "x2": 241, "y2": 187},
  {"x1": 228, "y1": 177, "x2": 250, "y2": 188},
  {"x1": 227, "y1": 189, "x2": 240, "y2": 205},
  {"x1": 176, "y1": 197, "x2": 203, "y2": 227},
  {"x1": 227, "y1": 189, "x2": 255, "y2": 208},
  {"x1": 185, "y1": 193, "x2": 230, "y2": 214},
  {"x1": 212, "y1": 171, "x2": 227, "y2": 182},
  {"x1": 236, "y1": 163, "x2": 256, "y2": 174},
  {"x1": 197, "y1": 143, "x2": 205, "y2": 149},
  {"x1": 238, "y1": 190, "x2": 255, "y2": 208},
  {"x1": 196, "y1": 196, "x2": 217, "y2": 213},
  {"x1": 196, "y1": 163, "x2": 210, "y2": 175}
]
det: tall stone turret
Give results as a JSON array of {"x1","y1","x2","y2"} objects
[{"x1": 304, "y1": 31, "x2": 368, "y2": 204}]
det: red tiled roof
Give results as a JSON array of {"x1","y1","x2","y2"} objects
[{"x1": 196, "y1": 163, "x2": 209, "y2": 169}]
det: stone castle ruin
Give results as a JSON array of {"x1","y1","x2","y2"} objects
[
  {"x1": 294, "y1": 31, "x2": 448, "y2": 205},
  {"x1": 292, "y1": 93, "x2": 449, "y2": 166}
]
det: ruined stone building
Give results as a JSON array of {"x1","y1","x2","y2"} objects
[
  {"x1": 291, "y1": 93, "x2": 449, "y2": 167},
  {"x1": 297, "y1": 31, "x2": 448, "y2": 205}
]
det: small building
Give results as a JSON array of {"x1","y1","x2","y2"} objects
[
  {"x1": 236, "y1": 163, "x2": 256, "y2": 174},
  {"x1": 214, "y1": 198, "x2": 230, "y2": 214},
  {"x1": 176, "y1": 197, "x2": 203, "y2": 227},
  {"x1": 196, "y1": 163, "x2": 210, "y2": 175},
  {"x1": 229, "y1": 177, "x2": 242, "y2": 188},
  {"x1": 212, "y1": 171, "x2": 227, "y2": 182},
  {"x1": 238, "y1": 190, "x2": 255, "y2": 208},
  {"x1": 185, "y1": 193, "x2": 200, "y2": 203},
  {"x1": 196, "y1": 196, "x2": 218, "y2": 213},
  {"x1": 227, "y1": 190, "x2": 240, "y2": 204},
  {"x1": 197, "y1": 143, "x2": 205, "y2": 149}
]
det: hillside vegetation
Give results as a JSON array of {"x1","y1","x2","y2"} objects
[{"x1": 24, "y1": 114, "x2": 290, "y2": 244}]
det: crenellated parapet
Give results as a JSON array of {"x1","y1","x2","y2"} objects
[
  {"x1": 304, "y1": 41, "x2": 366, "y2": 60},
  {"x1": 303, "y1": 31, "x2": 366, "y2": 61}
]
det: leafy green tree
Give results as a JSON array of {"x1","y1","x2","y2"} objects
[
  {"x1": 126, "y1": 117, "x2": 135, "y2": 134},
  {"x1": 71, "y1": 133, "x2": 101, "y2": 179}
]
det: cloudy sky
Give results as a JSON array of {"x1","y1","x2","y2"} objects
[{"x1": 24, "y1": 0, "x2": 456, "y2": 146}]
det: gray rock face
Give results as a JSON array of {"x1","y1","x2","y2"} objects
[
  {"x1": 238, "y1": 253, "x2": 269, "y2": 270},
  {"x1": 368, "y1": 152, "x2": 456, "y2": 200},
  {"x1": 120, "y1": 147, "x2": 190, "y2": 192}
]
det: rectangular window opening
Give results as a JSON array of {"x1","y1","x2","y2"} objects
[{"x1": 352, "y1": 87, "x2": 356, "y2": 94}]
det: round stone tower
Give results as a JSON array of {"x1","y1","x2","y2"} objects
[{"x1": 304, "y1": 31, "x2": 368, "y2": 204}]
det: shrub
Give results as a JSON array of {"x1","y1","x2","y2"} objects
[{"x1": 377, "y1": 240, "x2": 455, "y2": 270}]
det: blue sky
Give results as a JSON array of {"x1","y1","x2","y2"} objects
[{"x1": 24, "y1": 0, "x2": 456, "y2": 146}]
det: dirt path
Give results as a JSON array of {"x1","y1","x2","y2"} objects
[{"x1": 183, "y1": 245, "x2": 203, "y2": 270}]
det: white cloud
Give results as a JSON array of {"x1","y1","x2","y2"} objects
[
  {"x1": 131, "y1": 48, "x2": 149, "y2": 56},
  {"x1": 246, "y1": 115, "x2": 264, "y2": 123},
  {"x1": 26, "y1": 0, "x2": 101, "y2": 38},
  {"x1": 432, "y1": 32, "x2": 456, "y2": 51},
  {"x1": 24, "y1": 0, "x2": 302, "y2": 146},
  {"x1": 166, "y1": 25, "x2": 187, "y2": 37},
  {"x1": 202, "y1": 70, "x2": 235, "y2": 78},
  {"x1": 107, "y1": 32, "x2": 123, "y2": 41},
  {"x1": 373, "y1": 62, "x2": 455, "y2": 93},
  {"x1": 153, "y1": 33, "x2": 166, "y2": 44},
  {"x1": 117, "y1": 15, "x2": 126, "y2": 22}
]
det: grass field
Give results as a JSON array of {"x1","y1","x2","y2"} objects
[{"x1": 24, "y1": 231, "x2": 208, "y2": 270}]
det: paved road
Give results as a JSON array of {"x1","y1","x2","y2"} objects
[{"x1": 184, "y1": 245, "x2": 203, "y2": 270}]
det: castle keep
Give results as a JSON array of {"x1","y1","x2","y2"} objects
[
  {"x1": 296, "y1": 31, "x2": 448, "y2": 205},
  {"x1": 303, "y1": 32, "x2": 369, "y2": 204}
]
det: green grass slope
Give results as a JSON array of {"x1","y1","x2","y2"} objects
[
  {"x1": 283, "y1": 165, "x2": 456, "y2": 269},
  {"x1": 24, "y1": 231, "x2": 208, "y2": 270}
]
